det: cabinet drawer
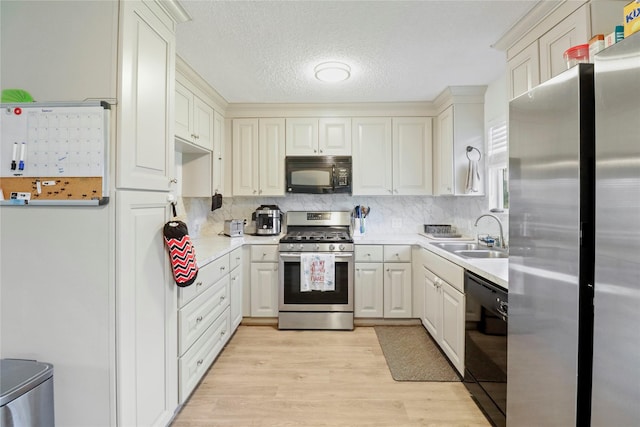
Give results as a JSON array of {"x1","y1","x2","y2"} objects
[
  {"x1": 179, "y1": 275, "x2": 230, "y2": 356},
  {"x1": 179, "y1": 253, "x2": 229, "y2": 308},
  {"x1": 250, "y1": 245, "x2": 279, "y2": 262},
  {"x1": 422, "y1": 249, "x2": 464, "y2": 292},
  {"x1": 178, "y1": 306, "x2": 230, "y2": 403},
  {"x1": 383, "y1": 245, "x2": 412, "y2": 262},
  {"x1": 229, "y1": 247, "x2": 243, "y2": 270},
  {"x1": 355, "y1": 245, "x2": 383, "y2": 262}
]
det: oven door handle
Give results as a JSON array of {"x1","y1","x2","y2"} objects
[{"x1": 280, "y1": 252, "x2": 354, "y2": 259}]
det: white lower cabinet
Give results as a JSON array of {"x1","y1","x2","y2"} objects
[
  {"x1": 178, "y1": 306, "x2": 230, "y2": 401},
  {"x1": 419, "y1": 248, "x2": 465, "y2": 375},
  {"x1": 177, "y1": 252, "x2": 233, "y2": 404},
  {"x1": 229, "y1": 247, "x2": 244, "y2": 330},
  {"x1": 354, "y1": 263, "x2": 384, "y2": 317},
  {"x1": 354, "y1": 245, "x2": 412, "y2": 318},
  {"x1": 250, "y1": 245, "x2": 279, "y2": 317}
]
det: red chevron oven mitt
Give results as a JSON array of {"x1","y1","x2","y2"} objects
[{"x1": 163, "y1": 220, "x2": 198, "y2": 287}]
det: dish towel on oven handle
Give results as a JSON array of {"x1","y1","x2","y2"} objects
[{"x1": 300, "y1": 253, "x2": 335, "y2": 292}]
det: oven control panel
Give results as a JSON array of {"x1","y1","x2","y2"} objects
[{"x1": 306, "y1": 212, "x2": 332, "y2": 221}]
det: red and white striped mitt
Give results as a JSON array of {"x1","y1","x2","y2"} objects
[{"x1": 163, "y1": 220, "x2": 198, "y2": 287}]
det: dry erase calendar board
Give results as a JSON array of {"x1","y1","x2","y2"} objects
[{"x1": 0, "y1": 101, "x2": 110, "y2": 205}]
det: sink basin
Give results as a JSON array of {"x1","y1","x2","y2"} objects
[
  {"x1": 430, "y1": 242, "x2": 481, "y2": 251},
  {"x1": 429, "y1": 241, "x2": 508, "y2": 259},
  {"x1": 454, "y1": 249, "x2": 508, "y2": 259}
]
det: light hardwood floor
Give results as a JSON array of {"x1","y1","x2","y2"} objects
[{"x1": 171, "y1": 325, "x2": 490, "y2": 427}]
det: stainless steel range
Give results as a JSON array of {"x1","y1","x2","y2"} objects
[{"x1": 278, "y1": 211, "x2": 354, "y2": 330}]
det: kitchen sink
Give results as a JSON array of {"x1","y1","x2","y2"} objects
[
  {"x1": 430, "y1": 242, "x2": 482, "y2": 251},
  {"x1": 454, "y1": 249, "x2": 508, "y2": 259},
  {"x1": 429, "y1": 242, "x2": 508, "y2": 259}
]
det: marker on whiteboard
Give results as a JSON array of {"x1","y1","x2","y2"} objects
[
  {"x1": 18, "y1": 142, "x2": 25, "y2": 171},
  {"x1": 11, "y1": 142, "x2": 17, "y2": 170}
]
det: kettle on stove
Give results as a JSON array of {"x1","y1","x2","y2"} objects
[{"x1": 251, "y1": 205, "x2": 283, "y2": 236}]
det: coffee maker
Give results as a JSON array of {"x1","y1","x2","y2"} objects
[{"x1": 252, "y1": 205, "x2": 283, "y2": 235}]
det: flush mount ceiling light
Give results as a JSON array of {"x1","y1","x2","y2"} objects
[{"x1": 314, "y1": 61, "x2": 351, "y2": 82}]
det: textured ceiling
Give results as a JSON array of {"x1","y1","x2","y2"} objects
[{"x1": 176, "y1": 1, "x2": 538, "y2": 104}]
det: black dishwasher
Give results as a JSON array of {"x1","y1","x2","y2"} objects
[{"x1": 463, "y1": 271, "x2": 508, "y2": 427}]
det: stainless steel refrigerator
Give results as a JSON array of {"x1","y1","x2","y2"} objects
[{"x1": 508, "y1": 32, "x2": 640, "y2": 426}]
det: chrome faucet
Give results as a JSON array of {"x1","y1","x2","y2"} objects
[{"x1": 474, "y1": 214, "x2": 507, "y2": 250}]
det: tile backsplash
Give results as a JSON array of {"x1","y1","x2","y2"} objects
[{"x1": 177, "y1": 194, "x2": 508, "y2": 243}]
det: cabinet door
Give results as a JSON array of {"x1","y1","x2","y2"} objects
[
  {"x1": 230, "y1": 265, "x2": 243, "y2": 331},
  {"x1": 319, "y1": 118, "x2": 352, "y2": 155},
  {"x1": 232, "y1": 119, "x2": 259, "y2": 196},
  {"x1": 212, "y1": 111, "x2": 225, "y2": 194},
  {"x1": 175, "y1": 81, "x2": 192, "y2": 142},
  {"x1": 434, "y1": 106, "x2": 454, "y2": 195},
  {"x1": 392, "y1": 117, "x2": 433, "y2": 195},
  {"x1": 286, "y1": 118, "x2": 318, "y2": 155},
  {"x1": 352, "y1": 118, "x2": 393, "y2": 195},
  {"x1": 539, "y1": 5, "x2": 589, "y2": 83},
  {"x1": 440, "y1": 281, "x2": 465, "y2": 375},
  {"x1": 383, "y1": 263, "x2": 412, "y2": 318},
  {"x1": 508, "y1": 41, "x2": 540, "y2": 100},
  {"x1": 250, "y1": 262, "x2": 279, "y2": 317},
  {"x1": 117, "y1": 189, "x2": 177, "y2": 427},
  {"x1": 354, "y1": 263, "x2": 384, "y2": 318},
  {"x1": 118, "y1": 0, "x2": 175, "y2": 191},
  {"x1": 193, "y1": 96, "x2": 214, "y2": 151},
  {"x1": 422, "y1": 266, "x2": 441, "y2": 342},
  {"x1": 259, "y1": 118, "x2": 286, "y2": 196}
]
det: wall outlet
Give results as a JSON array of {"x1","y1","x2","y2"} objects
[{"x1": 391, "y1": 218, "x2": 402, "y2": 229}]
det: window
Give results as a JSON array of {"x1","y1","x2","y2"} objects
[{"x1": 487, "y1": 120, "x2": 509, "y2": 211}]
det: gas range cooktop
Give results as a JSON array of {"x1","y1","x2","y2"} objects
[{"x1": 279, "y1": 211, "x2": 354, "y2": 251}]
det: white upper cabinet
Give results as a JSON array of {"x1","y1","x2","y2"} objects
[
  {"x1": 353, "y1": 117, "x2": 432, "y2": 195},
  {"x1": 212, "y1": 111, "x2": 225, "y2": 194},
  {"x1": 233, "y1": 118, "x2": 285, "y2": 196},
  {"x1": 175, "y1": 80, "x2": 214, "y2": 151},
  {"x1": 392, "y1": 117, "x2": 433, "y2": 195},
  {"x1": 433, "y1": 91, "x2": 485, "y2": 196},
  {"x1": 538, "y1": 5, "x2": 589, "y2": 83},
  {"x1": 504, "y1": 1, "x2": 624, "y2": 100},
  {"x1": 352, "y1": 117, "x2": 393, "y2": 195},
  {"x1": 286, "y1": 118, "x2": 351, "y2": 156},
  {"x1": 117, "y1": 0, "x2": 175, "y2": 192},
  {"x1": 508, "y1": 41, "x2": 541, "y2": 100}
]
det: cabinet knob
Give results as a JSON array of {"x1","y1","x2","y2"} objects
[
  {"x1": 197, "y1": 359, "x2": 203, "y2": 366},
  {"x1": 259, "y1": 189, "x2": 263, "y2": 194},
  {"x1": 221, "y1": 330, "x2": 226, "y2": 336},
  {"x1": 191, "y1": 133, "x2": 197, "y2": 139},
  {"x1": 196, "y1": 316, "x2": 203, "y2": 323},
  {"x1": 394, "y1": 189, "x2": 399, "y2": 194},
  {"x1": 220, "y1": 295, "x2": 226, "y2": 301},
  {"x1": 253, "y1": 190, "x2": 257, "y2": 194},
  {"x1": 195, "y1": 281, "x2": 203, "y2": 287},
  {"x1": 314, "y1": 149, "x2": 317, "y2": 153},
  {"x1": 220, "y1": 266, "x2": 225, "y2": 271},
  {"x1": 319, "y1": 149, "x2": 323, "y2": 153},
  {"x1": 388, "y1": 189, "x2": 393, "y2": 194},
  {"x1": 170, "y1": 178, "x2": 178, "y2": 184}
]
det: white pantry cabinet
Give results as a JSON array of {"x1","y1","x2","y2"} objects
[
  {"x1": 352, "y1": 117, "x2": 432, "y2": 195},
  {"x1": 285, "y1": 118, "x2": 352, "y2": 156},
  {"x1": 250, "y1": 245, "x2": 279, "y2": 317},
  {"x1": 116, "y1": 189, "x2": 177, "y2": 426},
  {"x1": 233, "y1": 118, "x2": 285, "y2": 196}
]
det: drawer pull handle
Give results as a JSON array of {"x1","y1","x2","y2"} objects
[
  {"x1": 196, "y1": 316, "x2": 203, "y2": 323},
  {"x1": 197, "y1": 359, "x2": 203, "y2": 366}
]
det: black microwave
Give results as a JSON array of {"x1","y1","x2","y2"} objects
[{"x1": 285, "y1": 156, "x2": 352, "y2": 194}]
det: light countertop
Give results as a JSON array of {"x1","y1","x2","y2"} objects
[{"x1": 191, "y1": 231, "x2": 508, "y2": 291}]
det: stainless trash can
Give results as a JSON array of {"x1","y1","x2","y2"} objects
[{"x1": 0, "y1": 359, "x2": 54, "y2": 427}]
